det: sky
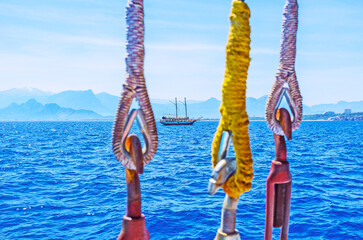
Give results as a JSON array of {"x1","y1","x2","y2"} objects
[{"x1": 0, "y1": 0, "x2": 362, "y2": 106}]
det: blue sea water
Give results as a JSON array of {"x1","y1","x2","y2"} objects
[{"x1": 0, "y1": 121, "x2": 362, "y2": 239}]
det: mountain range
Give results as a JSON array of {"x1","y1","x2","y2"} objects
[
  {"x1": 0, "y1": 87, "x2": 362, "y2": 120},
  {"x1": 0, "y1": 99, "x2": 103, "y2": 121}
]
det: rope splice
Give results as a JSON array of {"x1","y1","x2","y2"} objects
[
  {"x1": 208, "y1": 1, "x2": 253, "y2": 239},
  {"x1": 211, "y1": 0, "x2": 253, "y2": 199},
  {"x1": 112, "y1": 0, "x2": 158, "y2": 170},
  {"x1": 265, "y1": 0, "x2": 302, "y2": 136}
]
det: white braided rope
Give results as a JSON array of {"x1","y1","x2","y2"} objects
[
  {"x1": 266, "y1": 0, "x2": 302, "y2": 135},
  {"x1": 112, "y1": 0, "x2": 158, "y2": 170}
]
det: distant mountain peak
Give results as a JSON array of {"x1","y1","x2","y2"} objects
[
  {"x1": 25, "y1": 98, "x2": 40, "y2": 104},
  {"x1": 205, "y1": 97, "x2": 220, "y2": 102}
]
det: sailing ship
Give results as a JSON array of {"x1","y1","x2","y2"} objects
[{"x1": 160, "y1": 98, "x2": 200, "y2": 125}]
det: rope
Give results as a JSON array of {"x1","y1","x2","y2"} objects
[
  {"x1": 211, "y1": 0, "x2": 253, "y2": 198},
  {"x1": 112, "y1": 0, "x2": 158, "y2": 170},
  {"x1": 265, "y1": 0, "x2": 302, "y2": 135}
]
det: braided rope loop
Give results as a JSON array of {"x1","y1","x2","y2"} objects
[
  {"x1": 112, "y1": 0, "x2": 158, "y2": 170},
  {"x1": 211, "y1": 0, "x2": 253, "y2": 198},
  {"x1": 266, "y1": 0, "x2": 302, "y2": 135}
]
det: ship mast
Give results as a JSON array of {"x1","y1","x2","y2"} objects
[
  {"x1": 179, "y1": 97, "x2": 188, "y2": 118},
  {"x1": 176, "y1": 97, "x2": 178, "y2": 118},
  {"x1": 170, "y1": 97, "x2": 178, "y2": 118},
  {"x1": 184, "y1": 97, "x2": 187, "y2": 118}
]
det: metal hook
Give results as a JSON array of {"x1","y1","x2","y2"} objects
[
  {"x1": 268, "y1": 84, "x2": 300, "y2": 136},
  {"x1": 218, "y1": 131, "x2": 232, "y2": 162},
  {"x1": 118, "y1": 134, "x2": 150, "y2": 240},
  {"x1": 208, "y1": 131, "x2": 241, "y2": 240},
  {"x1": 208, "y1": 131, "x2": 236, "y2": 194},
  {"x1": 273, "y1": 87, "x2": 297, "y2": 124},
  {"x1": 265, "y1": 108, "x2": 292, "y2": 240},
  {"x1": 208, "y1": 158, "x2": 237, "y2": 195},
  {"x1": 209, "y1": 131, "x2": 235, "y2": 194},
  {"x1": 119, "y1": 109, "x2": 152, "y2": 170}
]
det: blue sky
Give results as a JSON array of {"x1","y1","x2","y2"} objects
[{"x1": 0, "y1": 0, "x2": 362, "y2": 105}]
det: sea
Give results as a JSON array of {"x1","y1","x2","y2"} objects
[{"x1": 0, "y1": 121, "x2": 362, "y2": 240}]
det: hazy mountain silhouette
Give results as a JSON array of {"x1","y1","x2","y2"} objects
[
  {"x1": 46, "y1": 90, "x2": 109, "y2": 116},
  {"x1": 0, "y1": 99, "x2": 104, "y2": 121},
  {"x1": 303, "y1": 101, "x2": 363, "y2": 115},
  {"x1": 95, "y1": 92, "x2": 120, "y2": 116},
  {"x1": 0, "y1": 87, "x2": 52, "y2": 109},
  {"x1": 0, "y1": 88, "x2": 362, "y2": 119}
]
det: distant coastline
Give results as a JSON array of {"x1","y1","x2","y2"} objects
[
  {"x1": 303, "y1": 111, "x2": 363, "y2": 121},
  {"x1": 0, "y1": 117, "x2": 362, "y2": 122},
  {"x1": 0, "y1": 88, "x2": 362, "y2": 121}
]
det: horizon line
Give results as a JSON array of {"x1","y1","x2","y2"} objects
[{"x1": 0, "y1": 87, "x2": 362, "y2": 107}]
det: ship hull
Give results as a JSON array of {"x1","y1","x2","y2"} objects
[{"x1": 160, "y1": 120, "x2": 197, "y2": 126}]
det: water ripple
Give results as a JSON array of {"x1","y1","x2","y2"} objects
[{"x1": 0, "y1": 121, "x2": 362, "y2": 239}]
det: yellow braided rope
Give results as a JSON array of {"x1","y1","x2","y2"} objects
[{"x1": 211, "y1": 0, "x2": 253, "y2": 198}]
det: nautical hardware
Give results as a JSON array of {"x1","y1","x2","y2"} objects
[
  {"x1": 112, "y1": 0, "x2": 158, "y2": 170},
  {"x1": 208, "y1": 0, "x2": 253, "y2": 239},
  {"x1": 117, "y1": 135, "x2": 150, "y2": 240},
  {"x1": 113, "y1": 0, "x2": 157, "y2": 239},
  {"x1": 211, "y1": 0, "x2": 253, "y2": 200},
  {"x1": 208, "y1": 157, "x2": 237, "y2": 195},
  {"x1": 119, "y1": 109, "x2": 152, "y2": 169},
  {"x1": 264, "y1": 1, "x2": 302, "y2": 238},
  {"x1": 265, "y1": 108, "x2": 292, "y2": 240},
  {"x1": 208, "y1": 131, "x2": 240, "y2": 240},
  {"x1": 265, "y1": 0, "x2": 302, "y2": 136}
]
